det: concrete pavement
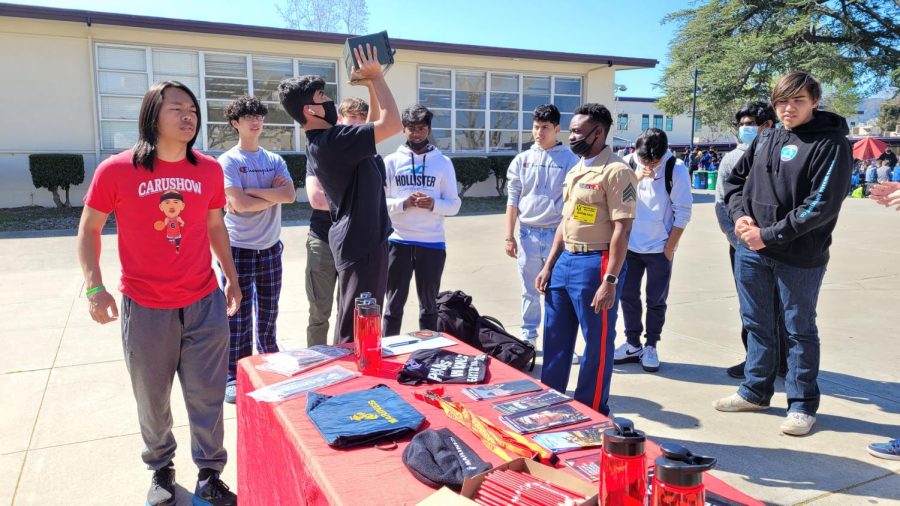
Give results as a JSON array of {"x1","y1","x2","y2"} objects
[{"x1": 1, "y1": 192, "x2": 898, "y2": 505}]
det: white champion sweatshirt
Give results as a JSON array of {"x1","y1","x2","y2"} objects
[{"x1": 384, "y1": 144, "x2": 462, "y2": 244}]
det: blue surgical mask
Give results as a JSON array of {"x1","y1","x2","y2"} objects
[{"x1": 738, "y1": 125, "x2": 758, "y2": 145}]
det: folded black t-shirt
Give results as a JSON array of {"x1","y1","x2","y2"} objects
[
  {"x1": 306, "y1": 123, "x2": 392, "y2": 270},
  {"x1": 398, "y1": 349, "x2": 489, "y2": 386}
]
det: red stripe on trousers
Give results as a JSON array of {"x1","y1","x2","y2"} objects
[{"x1": 592, "y1": 251, "x2": 610, "y2": 412}]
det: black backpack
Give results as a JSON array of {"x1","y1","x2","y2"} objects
[
  {"x1": 434, "y1": 290, "x2": 537, "y2": 371},
  {"x1": 629, "y1": 155, "x2": 676, "y2": 195}
]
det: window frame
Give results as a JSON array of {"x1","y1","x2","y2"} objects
[
  {"x1": 418, "y1": 66, "x2": 583, "y2": 154},
  {"x1": 94, "y1": 42, "x2": 339, "y2": 153}
]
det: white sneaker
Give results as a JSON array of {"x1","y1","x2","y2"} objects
[
  {"x1": 780, "y1": 412, "x2": 816, "y2": 436},
  {"x1": 613, "y1": 343, "x2": 643, "y2": 364},
  {"x1": 640, "y1": 346, "x2": 660, "y2": 372},
  {"x1": 712, "y1": 393, "x2": 769, "y2": 412},
  {"x1": 524, "y1": 336, "x2": 537, "y2": 348}
]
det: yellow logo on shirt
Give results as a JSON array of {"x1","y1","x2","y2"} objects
[{"x1": 573, "y1": 204, "x2": 598, "y2": 224}]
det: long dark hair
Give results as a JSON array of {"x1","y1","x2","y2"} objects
[{"x1": 132, "y1": 81, "x2": 201, "y2": 172}]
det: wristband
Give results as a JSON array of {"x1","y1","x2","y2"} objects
[
  {"x1": 85, "y1": 285, "x2": 105, "y2": 296},
  {"x1": 504, "y1": 237, "x2": 515, "y2": 242}
]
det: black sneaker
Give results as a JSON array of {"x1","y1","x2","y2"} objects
[
  {"x1": 726, "y1": 361, "x2": 745, "y2": 379},
  {"x1": 193, "y1": 471, "x2": 237, "y2": 506},
  {"x1": 146, "y1": 463, "x2": 175, "y2": 506}
]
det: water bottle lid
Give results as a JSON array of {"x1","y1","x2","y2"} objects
[
  {"x1": 654, "y1": 443, "x2": 717, "y2": 487},
  {"x1": 602, "y1": 417, "x2": 645, "y2": 456}
]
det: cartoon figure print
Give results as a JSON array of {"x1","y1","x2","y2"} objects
[{"x1": 153, "y1": 190, "x2": 185, "y2": 253}]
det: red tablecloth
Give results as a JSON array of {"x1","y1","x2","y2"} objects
[{"x1": 237, "y1": 338, "x2": 761, "y2": 506}]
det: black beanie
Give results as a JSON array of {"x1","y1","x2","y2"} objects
[{"x1": 402, "y1": 428, "x2": 492, "y2": 490}]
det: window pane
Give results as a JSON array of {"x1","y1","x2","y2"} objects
[
  {"x1": 431, "y1": 129, "x2": 451, "y2": 151},
  {"x1": 207, "y1": 123, "x2": 240, "y2": 151},
  {"x1": 523, "y1": 113, "x2": 533, "y2": 128},
  {"x1": 521, "y1": 131, "x2": 534, "y2": 150},
  {"x1": 490, "y1": 112, "x2": 518, "y2": 130},
  {"x1": 153, "y1": 50, "x2": 198, "y2": 76},
  {"x1": 258, "y1": 126, "x2": 296, "y2": 151},
  {"x1": 618, "y1": 114, "x2": 628, "y2": 130},
  {"x1": 523, "y1": 76, "x2": 550, "y2": 95},
  {"x1": 420, "y1": 69, "x2": 451, "y2": 89},
  {"x1": 264, "y1": 102, "x2": 294, "y2": 125},
  {"x1": 455, "y1": 130, "x2": 485, "y2": 151},
  {"x1": 456, "y1": 91, "x2": 486, "y2": 109},
  {"x1": 99, "y1": 71, "x2": 148, "y2": 95},
  {"x1": 153, "y1": 75, "x2": 201, "y2": 95},
  {"x1": 298, "y1": 61, "x2": 336, "y2": 82},
  {"x1": 206, "y1": 101, "x2": 230, "y2": 123},
  {"x1": 665, "y1": 117, "x2": 673, "y2": 132},
  {"x1": 490, "y1": 92, "x2": 518, "y2": 111},
  {"x1": 98, "y1": 46, "x2": 146, "y2": 72},
  {"x1": 205, "y1": 76, "x2": 249, "y2": 99},
  {"x1": 553, "y1": 95, "x2": 580, "y2": 114},
  {"x1": 431, "y1": 109, "x2": 451, "y2": 129},
  {"x1": 205, "y1": 53, "x2": 247, "y2": 78},
  {"x1": 100, "y1": 120, "x2": 138, "y2": 150},
  {"x1": 101, "y1": 96, "x2": 141, "y2": 120},
  {"x1": 324, "y1": 84, "x2": 338, "y2": 101},
  {"x1": 523, "y1": 94, "x2": 551, "y2": 111},
  {"x1": 653, "y1": 115, "x2": 663, "y2": 129},
  {"x1": 641, "y1": 115, "x2": 650, "y2": 130},
  {"x1": 456, "y1": 111, "x2": 485, "y2": 129},
  {"x1": 489, "y1": 131, "x2": 519, "y2": 152},
  {"x1": 456, "y1": 71, "x2": 486, "y2": 92},
  {"x1": 253, "y1": 58, "x2": 293, "y2": 101},
  {"x1": 560, "y1": 113, "x2": 574, "y2": 131},
  {"x1": 419, "y1": 89, "x2": 451, "y2": 109},
  {"x1": 554, "y1": 77, "x2": 581, "y2": 95},
  {"x1": 491, "y1": 74, "x2": 518, "y2": 93}
]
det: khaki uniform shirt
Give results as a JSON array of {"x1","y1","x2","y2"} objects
[{"x1": 562, "y1": 146, "x2": 638, "y2": 251}]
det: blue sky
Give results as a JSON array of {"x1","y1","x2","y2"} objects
[{"x1": 7, "y1": 0, "x2": 690, "y2": 97}]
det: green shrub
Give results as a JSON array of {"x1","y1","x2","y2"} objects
[
  {"x1": 451, "y1": 157, "x2": 492, "y2": 197},
  {"x1": 28, "y1": 154, "x2": 85, "y2": 208},
  {"x1": 488, "y1": 155, "x2": 516, "y2": 197},
  {"x1": 282, "y1": 154, "x2": 307, "y2": 188}
]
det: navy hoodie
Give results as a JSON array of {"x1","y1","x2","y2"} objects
[{"x1": 723, "y1": 110, "x2": 852, "y2": 267}]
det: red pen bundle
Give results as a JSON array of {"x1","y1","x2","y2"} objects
[{"x1": 473, "y1": 469, "x2": 589, "y2": 506}]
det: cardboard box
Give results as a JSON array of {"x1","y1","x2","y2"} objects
[{"x1": 417, "y1": 458, "x2": 598, "y2": 505}]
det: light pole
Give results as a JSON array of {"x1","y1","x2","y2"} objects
[{"x1": 689, "y1": 68, "x2": 699, "y2": 153}]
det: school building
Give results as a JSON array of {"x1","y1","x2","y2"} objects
[{"x1": 0, "y1": 3, "x2": 657, "y2": 207}]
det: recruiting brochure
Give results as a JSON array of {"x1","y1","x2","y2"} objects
[
  {"x1": 499, "y1": 404, "x2": 590, "y2": 434},
  {"x1": 491, "y1": 390, "x2": 570, "y2": 415},
  {"x1": 532, "y1": 421, "x2": 613, "y2": 453},
  {"x1": 381, "y1": 331, "x2": 457, "y2": 357},
  {"x1": 565, "y1": 452, "x2": 601, "y2": 482},
  {"x1": 461, "y1": 379, "x2": 541, "y2": 400},
  {"x1": 255, "y1": 346, "x2": 352, "y2": 377},
  {"x1": 247, "y1": 365, "x2": 359, "y2": 403}
]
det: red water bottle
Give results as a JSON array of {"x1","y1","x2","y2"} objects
[
  {"x1": 353, "y1": 292, "x2": 373, "y2": 358},
  {"x1": 355, "y1": 299, "x2": 382, "y2": 375},
  {"x1": 600, "y1": 417, "x2": 647, "y2": 505},
  {"x1": 651, "y1": 443, "x2": 717, "y2": 506}
]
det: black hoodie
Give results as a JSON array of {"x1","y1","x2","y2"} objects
[{"x1": 723, "y1": 110, "x2": 852, "y2": 267}]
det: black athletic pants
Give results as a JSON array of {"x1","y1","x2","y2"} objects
[
  {"x1": 334, "y1": 242, "x2": 388, "y2": 344},
  {"x1": 382, "y1": 242, "x2": 447, "y2": 336}
]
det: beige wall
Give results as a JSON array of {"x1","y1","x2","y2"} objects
[{"x1": 0, "y1": 16, "x2": 623, "y2": 206}]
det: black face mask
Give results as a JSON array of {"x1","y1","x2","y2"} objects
[
  {"x1": 407, "y1": 138, "x2": 429, "y2": 151},
  {"x1": 308, "y1": 100, "x2": 338, "y2": 126},
  {"x1": 570, "y1": 125, "x2": 599, "y2": 158}
]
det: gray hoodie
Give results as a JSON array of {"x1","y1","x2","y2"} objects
[{"x1": 506, "y1": 143, "x2": 580, "y2": 227}]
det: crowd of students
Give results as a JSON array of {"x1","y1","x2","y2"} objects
[{"x1": 74, "y1": 46, "x2": 898, "y2": 505}]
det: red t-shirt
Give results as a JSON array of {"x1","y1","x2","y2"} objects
[{"x1": 84, "y1": 150, "x2": 226, "y2": 309}]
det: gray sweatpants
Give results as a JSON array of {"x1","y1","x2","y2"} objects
[{"x1": 121, "y1": 289, "x2": 229, "y2": 472}]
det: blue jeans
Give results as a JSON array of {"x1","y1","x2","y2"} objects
[
  {"x1": 621, "y1": 250, "x2": 672, "y2": 347},
  {"x1": 542, "y1": 250, "x2": 626, "y2": 416},
  {"x1": 734, "y1": 246, "x2": 826, "y2": 415},
  {"x1": 517, "y1": 224, "x2": 557, "y2": 338}
]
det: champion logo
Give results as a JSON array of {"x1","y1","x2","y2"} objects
[{"x1": 622, "y1": 183, "x2": 636, "y2": 202}]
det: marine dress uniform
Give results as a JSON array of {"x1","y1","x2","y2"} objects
[{"x1": 540, "y1": 145, "x2": 637, "y2": 415}]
